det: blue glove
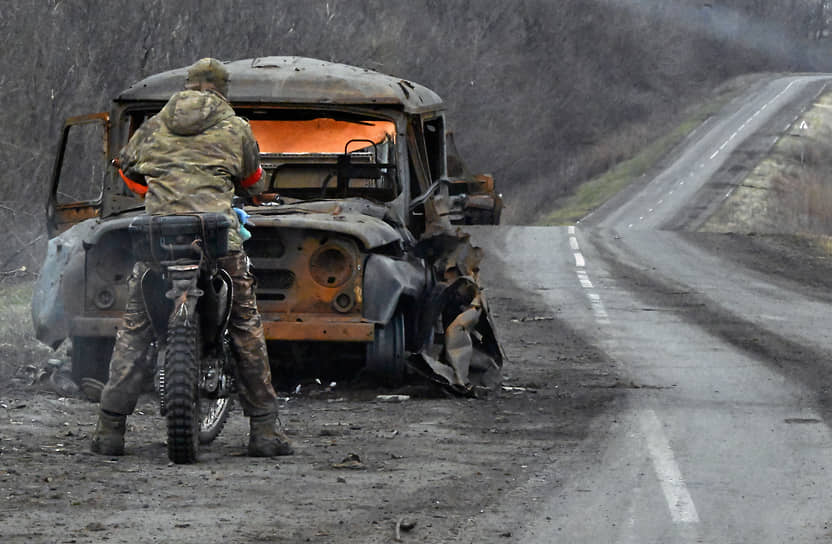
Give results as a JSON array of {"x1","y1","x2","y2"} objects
[{"x1": 233, "y1": 207, "x2": 252, "y2": 241}]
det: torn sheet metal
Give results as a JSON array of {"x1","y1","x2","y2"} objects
[{"x1": 414, "y1": 225, "x2": 504, "y2": 395}]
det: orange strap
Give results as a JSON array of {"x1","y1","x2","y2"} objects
[
  {"x1": 119, "y1": 169, "x2": 148, "y2": 196},
  {"x1": 241, "y1": 166, "x2": 262, "y2": 188}
]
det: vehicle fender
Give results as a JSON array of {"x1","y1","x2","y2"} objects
[
  {"x1": 32, "y1": 215, "x2": 138, "y2": 348},
  {"x1": 361, "y1": 255, "x2": 426, "y2": 324},
  {"x1": 32, "y1": 218, "x2": 99, "y2": 348}
]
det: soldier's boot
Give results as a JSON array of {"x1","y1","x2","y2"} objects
[
  {"x1": 90, "y1": 410, "x2": 126, "y2": 456},
  {"x1": 248, "y1": 414, "x2": 294, "y2": 457}
]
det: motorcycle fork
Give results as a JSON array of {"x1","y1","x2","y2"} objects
[{"x1": 151, "y1": 263, "x2": 203, "y2": 417}]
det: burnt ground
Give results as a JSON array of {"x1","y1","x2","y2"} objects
[{"x1": 0, "y1": 264, "x2": 620, "y2": 544}]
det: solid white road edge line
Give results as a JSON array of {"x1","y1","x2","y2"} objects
[{"x1": 639, "y1": 409, "x2": 700, "y2": 524}]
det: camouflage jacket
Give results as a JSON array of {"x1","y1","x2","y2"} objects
[{"x1": 118, "y1": 89, "x2": 264, "y2": 251}]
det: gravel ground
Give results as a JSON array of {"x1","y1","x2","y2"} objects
[{"x1": 0, "y1": 265, "x2": 621, "y2": 544}]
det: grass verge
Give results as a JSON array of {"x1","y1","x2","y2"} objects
[
  {"x1": 702, "y1": 85, "x2": 832, "y2": 235},
  {"x1": 0, "y1": 278, "x2": 53, "y2": 382}
]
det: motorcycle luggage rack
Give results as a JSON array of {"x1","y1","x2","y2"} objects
[{"x1": 129, "y1": 213, "x2": 232, "y2": 263}]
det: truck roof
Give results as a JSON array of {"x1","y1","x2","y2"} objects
[{"x1": 116, "y1": 56, "x2": 444, "y2": 114}]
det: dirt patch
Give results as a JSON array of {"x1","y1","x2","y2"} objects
[{"x1": 0, "y1": 265, "x2": 620, "y2": 543}]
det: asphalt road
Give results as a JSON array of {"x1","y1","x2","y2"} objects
[{"x1": 470, "y1": 75, "x2": 832, "y2": 543}]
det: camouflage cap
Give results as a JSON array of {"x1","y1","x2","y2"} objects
[{"x1": 186, "y1": 58, "x2": 229, "y2": 97}]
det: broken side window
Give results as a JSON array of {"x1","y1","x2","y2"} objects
[{"x1": 55, "y1": 120, "x2": 107, "y2": 205}]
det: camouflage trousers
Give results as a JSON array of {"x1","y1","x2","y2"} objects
[{"x1": 99, "y1": 252, "x2": 278, "y2": 417}]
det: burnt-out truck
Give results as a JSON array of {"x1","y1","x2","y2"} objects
[{"x1": 33, "y1": 57, "x2": 503, "y2": 394}]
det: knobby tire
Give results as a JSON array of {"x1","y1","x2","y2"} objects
[{"x1": 165, "y1": 310, "x2": 201, "y2": 464}]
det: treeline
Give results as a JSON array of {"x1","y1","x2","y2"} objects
[{"x1": 2, "y1": 0, "x2": 832, "y2": 270}]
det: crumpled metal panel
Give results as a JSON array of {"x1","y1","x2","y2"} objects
[
  {"x1": 250, "y1": 212, "x2": 402, "y2": 250},
  {"x1": 443, "y1": 305, "x2": 482, "y2": 386},
  {"x1": 413, "y1": 223, "x2": 505, "y2": 395}
]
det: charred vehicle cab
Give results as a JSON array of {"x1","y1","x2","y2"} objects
[
  {"x1": 33, "y1": 57, "x2": 503, "y2": 394},
  {"x1": 445, "y1": 132, "x2": 503, "y2": 225}
]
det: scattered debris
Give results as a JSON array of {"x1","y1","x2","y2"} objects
[
  {"x1": 510, "y1": 315, "x2": 555, "y2": 323},
  {"x1": 23, "y1": 361, "x2": 80, "y2": 397},
  {"x1": 394, "y1": 517, "x2": 417, "y2": 542},
  {"x1": 375, "y1": 395, "x2": 410, "y2": 402},
  {"x1": 85, "y1": 522, "x2": 106, "y2": 532},
  {"x1": 0, "y1": 265, "x2": 27, "y2": 277},
  {"x1": 332, "y1": 453, "x2": 365, "y2": 470},
  {"x1": 79, "y1": 378, "x2": 104, "y2": 402},
  {"x1": 501, "y1": 385, "x2": 537, "y2": 393},
  {"x1": 48, "y1": 370, "x2": 79, "y2": 397}
]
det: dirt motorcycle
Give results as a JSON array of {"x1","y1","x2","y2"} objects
[{"x1": 128, "y1": 212, "x2": 236, "y2": 464}]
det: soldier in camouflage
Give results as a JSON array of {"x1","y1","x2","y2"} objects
[{"x1": 91, "y1": 58, "x2": 293, "y2": 458}]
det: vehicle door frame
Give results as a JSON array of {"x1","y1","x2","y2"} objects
[{"x1": 47, "y1": 112, "x2": 110, "y2": 237}]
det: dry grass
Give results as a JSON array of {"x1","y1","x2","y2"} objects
[
  {"x1": 777, "y1": 114, "x2": 832, "y2": 234},
  {"x1": 0, "y1": 278, "x2": 54, "y2": 382},
  {"x1": 704, "y1": 86, "x2": 832, "y2": 237}
]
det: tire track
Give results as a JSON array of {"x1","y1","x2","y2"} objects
[{"x1": 589, "y1": 230, "x2": 832, "y2": 423}]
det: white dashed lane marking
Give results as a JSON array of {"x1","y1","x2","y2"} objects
[
  {"x1": 569, "y1": 226, "x2": 608, "y2": 325},
  {"x1": 569, "y1": 237, "x2": 580, "y2": 251},
  {"x1": 653, "y1": 80, "x2": 796, "y2": 219},
  {"x1": 577, "y1": 270, "x2": 593, "y2": 289},
  {"x1": 707, "y1": 80, "x2": 795, "y2": 163}
]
